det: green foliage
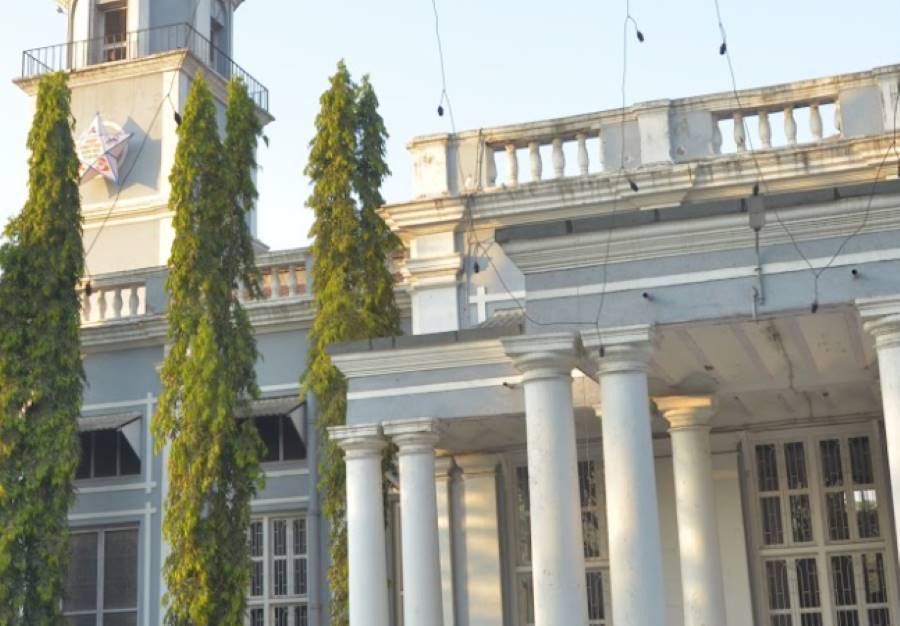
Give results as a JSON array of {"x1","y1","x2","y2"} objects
[
  {"x1": 0, "y1": 72, "x2": 84, "y2": 625},
  {"x1": 302, "y1": 62, "x2": 400, "y2": 626},
  {"x1": 152, "y1": 74, "x2": 264, "y2": 626}
]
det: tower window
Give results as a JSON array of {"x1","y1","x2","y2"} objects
[{"x1": 100, "y1": 5, "x2": 128, "y2": 62}]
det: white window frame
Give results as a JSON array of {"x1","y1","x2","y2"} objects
[
  {"x1": 63, "y1": 525, "x2": 140, "y2": 625},
  {"x1": 504, "y1": 444, "x2": 613, "y2": 626},
  {"x1": 743, "y1": 421, "x2": 900, "y2": 626},
  {"x1": 246, "y1": 513, "x2": 309, "y2": 626}
]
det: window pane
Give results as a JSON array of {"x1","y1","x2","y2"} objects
[
  {"x1": 295, "y1": 605, "x2": 309, "y2": 626},
  {"x1": 578, "y1": 461, "x2": 598, "y2": 507},
  {"x1": 790, "y1": 495, "x2": 813, "y2": 543},
  {"x1": 868, "y1": 608, "x2": 891, "y2": 626},
  {"x1": 582, "y1": 511, "x2": 602, "y2": 559},
  {"x1": 250, "y1": 561, "x2": 263, "y2": 597},
  {"x1": 516, "y1": 466, "x2": 531, "y2": 564},
  {"x1": 273, "y1": 559, "x2": 287, "y2": 596},
  {"x1": 274, "y1": 606, "x2": 289, "y2": 626},
  {"x1": 104, "y1": 529, "x2": 138, "y2": 609},
  {"x1": 293, "y1": 518, "x2": 306, "y2": 555},
  {"x1": 250, "y1": 521, "x2": 263, "y2": 557},
  {"x1": 103, "y1": 612, "x2": 137, "y2": 626},
  {"x1": 77, "y1": 433, "x2": 92, "y2": 479},
  {"x1": 273, "y1": 520, "x2": 287, "y2": 556},
  {"x1": 772, "y1": 616, "x2": 793, "y2": 626},
  {"x1": 249, "y1": 608, "x2": 264, "y2": 626},
  {"x1": 282, "y1": 416, "x2": 306, "y2": 461},
  {"x1": 118, "y1": 432, "x2": 141, "y2": 476},
  {"x1": 256, "y1": 416, "x2": 280, "y2": 462},
  {"x1": 861, "y1": 553, "x2": 887, "y2": 604},
  {"x1": 785, "y1": 442, "x2": 808, "y2": 489},
  {"x1": 820, "y1": 440, "x2": 844, "y2": 488},
  {"x1": 761, "y1": 497, "x2": 784, "y2": 545},
  {"x1": 586, "y1": 571, "x2": 605, "y2": 621},
  {"x1": 93, "y1": 429, "x2": 119, "y2": 477},
  {"x1": 848, "y1": 437, "x2": 874, "y2": 485},
  {"x1": 766, "y1": 560, "x2": 791, "y2": 610},
  {"x1": 800, "y1": 614, "x2": 822, "y2": 626},
  {"x1": 757, "y1": 444, "x2": 780, "y2": 491},
  {"x1": 795, "y1": 558, "x2": 821, "y2": 608},
  {"x1": 66, "y1": 616, "x2": 96, "y2": 626},
  {"x1": 517, "y1": 575, "x2": 535, "y2": 625},
  {"x1": 294, "y1": 558, "x2": 307, "y2": 596},
  {"x1": 64, "y1": 532, "x2": 98, "y2": 611},
  {"x1": 854, "y1": 489, "x2": 880, "y2": 539},
  {"x1": 835, "y1": 612, "x2": 860, "y2": 626},
  {"x1": 826, "y1": 493, "x2": 850, "y2": 541},
  {"x1": 830, "y1": 556, "x2": 857, "y2": 606}
]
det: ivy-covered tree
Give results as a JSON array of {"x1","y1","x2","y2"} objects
[
  {"x1": 302, "y1": 61, "x2": 401, "y2": 626},
  {"x1": 152, "y1": 74, "x2": 264, "y2": 626},
  {"x1": 0, "y1": 72, "x2": 84, "y2": 625}
]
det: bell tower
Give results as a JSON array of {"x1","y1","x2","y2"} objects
[{"x1": 17, "y1": 0, "x2": 271, "y2": 275}]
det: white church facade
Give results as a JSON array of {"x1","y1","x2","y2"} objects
[{"x1": 16, "y1": 2, "x2": 900, "y2": 626}]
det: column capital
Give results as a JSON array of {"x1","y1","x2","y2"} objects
[
  {"x1": 654, "y1": 395, "x2": 716, "y2": 431},
  {"x1": 858, "y1": 296, "x2": 900, "y2": 350},
  {"x1": 582, "y1": 324, "x2": 655, "y2": 374},
  {"x1": 329, "y1": 424, "x2": 387, "y2": 459},
  {"x1": 501, "y1": 332, "x2": 578, "y2": 382},
  {"x1": 384, "y1": 418, "x2": 443, "y2": 453}
]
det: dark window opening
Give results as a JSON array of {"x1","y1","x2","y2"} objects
[
  {"x1": 102, "y1": 8, "x2": 128, "y2": 62},
  {"x1": 76, "y1": 430, "x2": 141, "y2": 480},
  {"x1": 252, "y1": 415, "x2": 306, "y2": 463}
]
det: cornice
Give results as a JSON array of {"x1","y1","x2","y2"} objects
[
  {"x1": 503, "y1": 190, "x2": 900, "y2": 273},
  {"x1": 331, "y1": 338, "x2": 511, "y2": 379},
  {"x1": 380, "y1": 135, "x2": 897, "y2": 237}
]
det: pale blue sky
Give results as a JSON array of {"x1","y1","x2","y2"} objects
[{"x1": 1, "y1": 1, "x2": 898, "y2": 251}]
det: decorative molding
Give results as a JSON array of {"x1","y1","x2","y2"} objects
[
  {"x1": 582, "y1": 325, "x2": 655, "y2": 374},
  {"x1": 501, "y1": 332, "x2": 579, "y2": 381},
  {"x1": 384, "y1": 418, "x2": 444, "y2": 453},
  {"x1": 346, "y1": 375, "x2": 522, "y2": 401},
  {"x1": 654, "y1": 395, "x2": 717, "y2": 430},
  {"x1": 857, "y1": 295, "x2": 900, "y2": 350},
  {"x1": 332, "y1": 338, "x2": 511, "y2": 379},
  {"x1": 328, "y1": 424, "x2": 386, "y2": 458},
  {"x1": 503, "y1": 191, "x2": 900, "y2": 273}
]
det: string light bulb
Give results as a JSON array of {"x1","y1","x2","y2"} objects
[
  {"x1": 628, "y1": 179, "x2": 639, "y2": 192},
  {"x1": 173, "y1": 111, "x2": 182, "y2": 126},
  {"x1": 719, "y1": 41, "x2": 727, "y2": 55},
  {"x1": 636, "y1": 29, "x2": 645, "y2": 42},
  {"x1": 437, "y1": 104, "x2": 444, "y2": 117}
]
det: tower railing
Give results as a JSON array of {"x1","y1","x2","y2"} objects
[{"x1": 21, "y1": 22, "x2": 269, "y2": 112}]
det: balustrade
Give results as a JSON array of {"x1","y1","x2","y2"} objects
[{"x1": 81, "y1": 282, "x2": 147, "y2": 324}]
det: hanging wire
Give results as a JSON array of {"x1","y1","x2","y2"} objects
[{"x1": 711, "y1": 0, "x2": 900, "y2": 313}]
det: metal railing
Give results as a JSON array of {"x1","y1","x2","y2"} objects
[{"x1": 21, "y1": 22, "x2": 269, "y2": 112}]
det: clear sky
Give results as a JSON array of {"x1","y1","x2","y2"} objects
[{"x1": 0, "y1": 1, "x2": 898, "y2": 251}]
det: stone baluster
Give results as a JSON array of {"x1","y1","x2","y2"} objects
[
  {"x1": 712, "y1": 123, "x2": 723, "y2": 155},
  {"x1": 552, "y1": 138, "x2": 565, "y2": 177},
  {"x1": 82, "y1": 289, "x2": 92, "y2": 323},
  {"x1": 110, "y1": 288, "x2": 123, "y2": 319},
  {"x1": 286, "y1": 265, "x2": 298, "y2": 297},
  {"x1": 486, "y1": 148, "x2": 497, "y2": 187},
  {"x1": 528, "y1": 142, "x2": 542, "y2": 181},
  {"x1": 810, "y1": 103, "x2": 823, "y2": 140},
  {"x1": 97, "y1": 288, "x2": 107, "y2": 321},
  {"x1": 835, "y1": 100, "x2": 843, "y2": 135},
  {"x1": 733, "y1": 112, "x2": 746, "y2": 151},
  {"x1": 598, "y1": 130, "x2": 606, "y2": 169},
  {"x1": 758, "y1": 110, "x2": 772, "y2": 148},
  {"x1": 505, "y1": 144, "x2": 518, "y2": 186},
  {"x1": 271, "y1": 267, "x2": 283, "y2": 299},
  {"x1": 784, "y1": 106, "x2": 797, "y2": 145},
  {"x1": 128, "y1": 287, "x2": 140, "y2": 317},
  {"x1": 576, "y1": 134, "x2": 589, "y2": 175}
]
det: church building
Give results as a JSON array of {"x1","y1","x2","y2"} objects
[{"x1": 16, "y1": 1, "x2": 900, "y2": 625}]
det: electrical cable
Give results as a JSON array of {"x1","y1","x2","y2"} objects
[{"x1": 711, "y1": 0, "x2": 900, "y2": 313}]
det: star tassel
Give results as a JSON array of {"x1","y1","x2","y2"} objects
[{"x1": 77, "y1": 113, "x2": 132, "y2": 185}]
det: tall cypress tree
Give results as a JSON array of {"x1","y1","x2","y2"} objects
[
  {"x1": 0, "y1": 72, "x2": 84, "y2": 625},
  {"x1": 355, "y1": 76, "x2": 401, "y2": 337},
  {"x1": 302, "y1": 62, "x2": 401, "y2": 626},
  {"x1": 152, "y1": 74, "x2": 263, "y2": 626}
]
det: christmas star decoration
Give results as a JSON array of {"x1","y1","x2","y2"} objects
[{"x1": 77, "y1": 113, "x2": 132, "y2": 185}]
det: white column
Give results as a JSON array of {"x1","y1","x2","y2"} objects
[
  {"x1": 328, "y1": 424, "x2": 390, "y2": 626},
  {"x1": 503, "y1": 333, "x2": 589, "y2": 626},
  {"x1": 655, "y1": 395, "x2": 727, "y2": 626},
  {"x1": 859, "y1": 297, "x2": 900, "y2": 559},
  {"x1": 384, "y1": 418, "x2": 445, "y2": 626},
  {"x1": 583, "y1": 325, "x2": 667, "y2": 626}
]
